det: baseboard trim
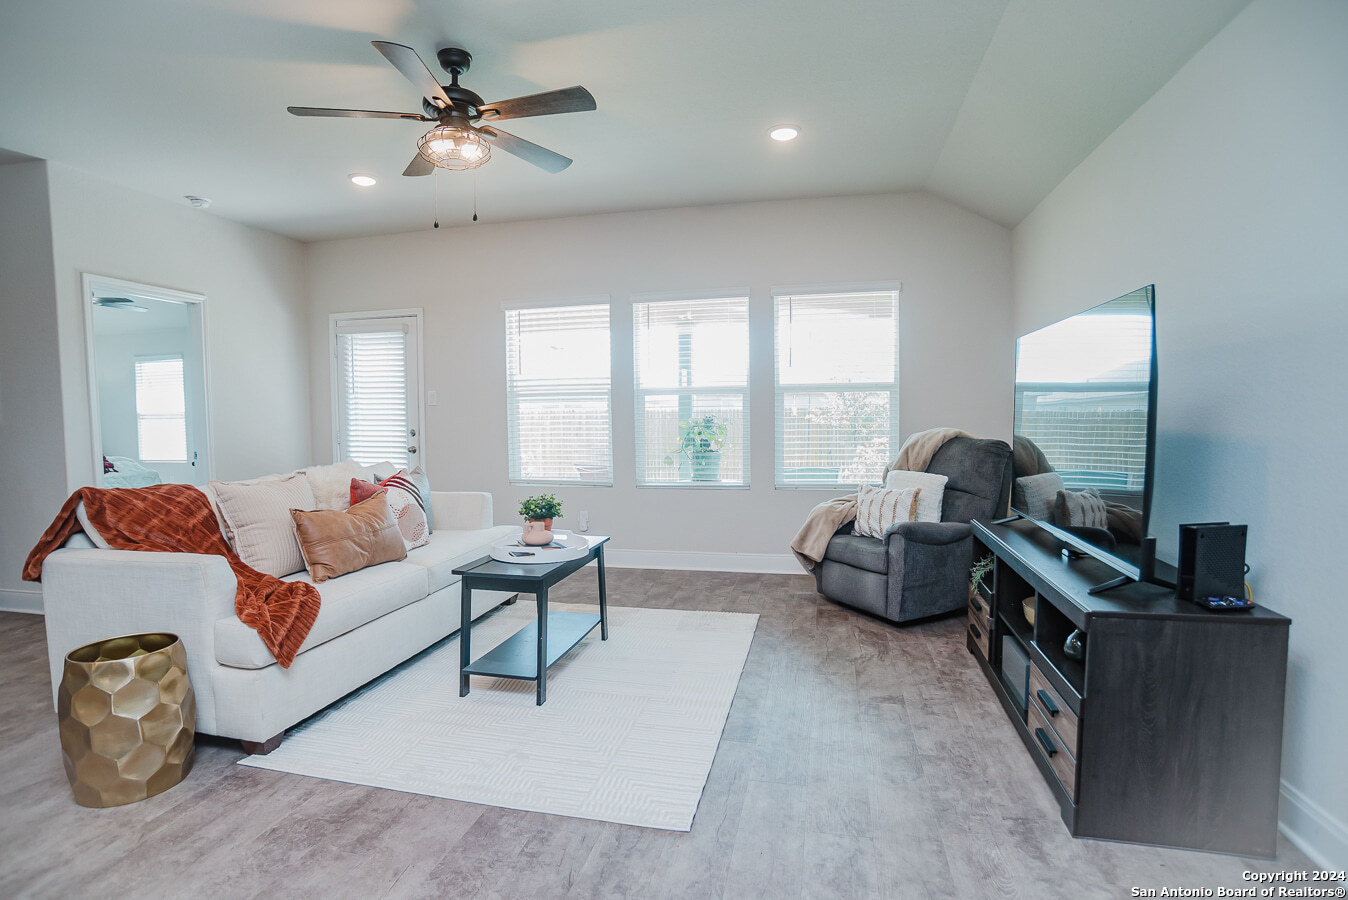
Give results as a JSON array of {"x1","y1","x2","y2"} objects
[
  {"x1": 1280, "y1": 778, "x2": 1348, "y2": 873},
  {"x1": 0, "y1": 588, "x2": 44, "y2": 614},
  {"x1": 604, "y1": 549, "x2": 804, "y2": 575}
]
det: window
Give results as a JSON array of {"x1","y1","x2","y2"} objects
[
  {"x1": 333, "y1": 315, "x2": 421, "y2": 468},
  {"x1": 505, "y1": 303, "x2": 612, "y2": 484},
  {"x1": 135, "y1": 355, "x2": 188, "y2": 462},
  {"x1": 774, "y1": 290, "x2": 899, "y2": 486},
  {"x1": 633, "y1": 294, "x2": 749, "y2": 486}
]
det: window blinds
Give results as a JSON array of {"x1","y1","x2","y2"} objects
[
  {"x1": 135, "y1": 356, "x2": 188, "y2": 462},
  {"x1": 336, "y1": 322, "x2": 410, "y2": 467},
  {"x1": 774, "y1": 291, "x2": 899, "y2": 486},
  {"x1": 633, "y1": 295, "x2": 749, "y2": 486},
  {"x1": 505, "y1": 303, "x2": 612, "y2": 484}
]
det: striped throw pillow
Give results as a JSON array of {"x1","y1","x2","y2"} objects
[
  {"x1": 381, "y1": 468, "x2": 433, "y2": 533},
  {"x1": 852, "y1": 484, "x2": 921, "y2": 540}
]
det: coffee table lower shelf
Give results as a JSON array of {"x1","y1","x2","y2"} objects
[{"x1": 461, "y1": 611, "x2": 601, "y2": 682}]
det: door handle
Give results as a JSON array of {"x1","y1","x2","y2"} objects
[{"x1": 408, "y1": 446, "x2": 418, "y2": 454}]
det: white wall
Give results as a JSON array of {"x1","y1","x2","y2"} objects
[
  {"x1": 0, "y1": 161, "x2": 65, "y2": 612},
  {"x1": 307, "y1": 192, "x2": 1012, "y2": 566},
  {"x1": 1012, "y1": 0, "x2": 1348, "y2": 869},
  {"x1": 44, "y1": 164, "x2": 313, "y2": 488}
]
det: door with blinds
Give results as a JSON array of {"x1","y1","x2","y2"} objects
[{"x1": 332, "y1": 314, "x2": 422, "y2": 470}]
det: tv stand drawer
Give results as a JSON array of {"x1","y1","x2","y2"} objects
[
  {"x1": 1029, "y1": 701, "x2": 1077, "y2": 801},
  {"x1": 968, "y1": 608, "x2": 992, "y2": 659},
  {"x1": 1029, "y1": 664, "x2": 1079, "y2": 756}
]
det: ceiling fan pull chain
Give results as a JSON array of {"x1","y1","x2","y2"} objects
[
  {"x1": 473, "y1": 173, "x2": 479, "y2": 222},
  {"x1": 433, "y1": 168, "x2": 440, "y2": 229}
]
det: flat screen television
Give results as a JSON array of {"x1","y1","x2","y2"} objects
[{"x1": 1010, "y1": 285, "x2": 1158, "y2": 591}]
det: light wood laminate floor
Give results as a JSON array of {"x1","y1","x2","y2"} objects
[{"x1": 1, "y1": 569, "x2": 1313, "y2": 898}]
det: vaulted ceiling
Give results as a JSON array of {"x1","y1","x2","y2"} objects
[{"x1": 0, "y1": 0, "x2": 1249, "y2": 241}]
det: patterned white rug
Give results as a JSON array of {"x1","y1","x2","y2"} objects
[{"x1": 238, "y1": 603, "x2": 758, "y2": 831}]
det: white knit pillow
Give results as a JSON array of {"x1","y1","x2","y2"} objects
[
  {"x1": 853, "y1": 484, "x2": 921, "y2": 539},
  {"x1": 883, "y1": 469, "x2": 948, "y2": 523}
]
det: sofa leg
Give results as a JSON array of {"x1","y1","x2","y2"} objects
[
  {"x1": 502, "y1": 594, "x2": 518, "y2": 606},
  {"x1": 240, "y1": 732, "x2": 284, "y2": 755}
]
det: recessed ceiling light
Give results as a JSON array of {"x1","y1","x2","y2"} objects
[
  {"x1": 768, "y1": 124, "x2": 800, "y2": 142},
  {"x1": 184, "y1": 195, "x2": 211, "y2": 209},
  {"x1": 349, "y1": 173, "x2": 377, "y2": 187}
]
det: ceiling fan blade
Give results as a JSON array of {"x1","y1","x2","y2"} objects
[
  {"x1": 371, "y1": 41, "x2": 453, "y2": 110},
  {"x1": 403, "y1": 153, "x2": 434, "y2": 177},
  {"x1": 288, "y1": 106, "x2": 432, "y2": 121},
  {"x1": 478, "y1": 125, "x2": 572, "y2": 173},
  {"x1": 478, "y1": 86, "x2": 596, "y2": 122}
]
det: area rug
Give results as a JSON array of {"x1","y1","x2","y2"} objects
[{"x1": 238, "y1": 603, "x2": 758, "y2": 831}]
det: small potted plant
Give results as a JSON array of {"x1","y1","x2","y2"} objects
[
  {"x1": 970, "y1": 553, "x2": 995, "y2": 601},
  {"x1": 519, "y1": 493, "x2": 563, "y2": 530},
  {"x1": 518, "y1": 493, "x2": 563, "y2": 546},
  {"x1": 669, "y1": 413, "x2": 729, "y2": 482}
]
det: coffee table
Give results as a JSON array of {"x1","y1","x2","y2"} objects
[{"x1": 452, "y1": 534, "x2": 609, "y2": 705}]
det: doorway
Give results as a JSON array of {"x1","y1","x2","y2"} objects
[{"x1": 84, "y1": 275, "x2": 212, "y2": 487}]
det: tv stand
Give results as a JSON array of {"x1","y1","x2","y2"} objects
[{"x1": 969, "y1": 518, "x2": 1290, "y2": 857}]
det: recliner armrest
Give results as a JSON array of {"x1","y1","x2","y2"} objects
[{"x1": 884, "y1": 520, "x2": 973, "y2": 546}]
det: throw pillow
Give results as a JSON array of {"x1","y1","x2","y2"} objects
[
  {"x1": 210, "y1": 473, "x2": 316, "y2": 577},
  {"x1": 380, "y1": 479, "x2": 430, "y2": 550},
  {"x1": 302, "y1": 460, "x2": 367, "y2": 510},
  {"x1": 1053, "y1": 488, "x2": 1108, "y2": 530},
  {"x1": 853, "y1": 484, "x2": 921, "y2": 539},
  {"x1": 883, "y1": 469, "x2": 948, "y2": 523},
  {"x1": 384, "y1": 466, "x2": 434, "y2": 534},
  {"x1": 1013, "y1": 472, "x2": 1065, "y2": 520},
  {"x1": 349, "y1": 477, "x2": 383, "y2": 507},
  {"x1": 348, "y1": 476, "x2": 429, "y2": 550},
  {"x1": 290, "y1": 494, "x2": 407, "y2": 583}
]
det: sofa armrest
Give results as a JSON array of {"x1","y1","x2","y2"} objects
[
  {"x1": 40, "y1": 549, "x2": 237, "y2": 724},
  {"x1": 431, "y1": 491, "x2": 494, "y2": 531},
  {"x1": 884, "y1": 520, "x2": 973, "y2": 546}
]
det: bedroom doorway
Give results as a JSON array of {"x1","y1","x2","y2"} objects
[{"x1": 84, "y1": 274, "x2": 213, "y2": 488}]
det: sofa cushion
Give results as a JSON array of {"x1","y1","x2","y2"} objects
[
  {"x1": 214, "y1": 559, "x2": 429, "y2": 669},
  {"x1": 210, "y1": 473, "x2": 315, "y2": 577},
  {"x1": 291, "y1": 494, "x2": 407, "y2": 583},
  {"x1": 824, "y1": 533, "x2": 889, "y2": 575},
  {"x1": 403, "y1": 525, "x2": 521, "y2": 593},
  {"x1": 302, "y1": 460, "x2": 368, "y2": 510}
]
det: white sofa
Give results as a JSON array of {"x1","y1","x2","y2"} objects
[{"x1": 40, "y1": 489, "x2": 520, "y2": 752}]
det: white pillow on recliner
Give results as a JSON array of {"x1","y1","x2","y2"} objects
[
  {"x1": 883, "y1": 470, "x2": 948, "y2": 522},
  {"x1": 853, "y1": 484, "x2": 922, "y2": 539}
]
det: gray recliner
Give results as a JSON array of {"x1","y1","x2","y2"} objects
[{"x1": 815, "y1": 437, "x2": 1012, "y2": 624}]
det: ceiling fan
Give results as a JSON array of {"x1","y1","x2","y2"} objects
[{"x1": 288, "y1": 41, "x2": 596, "y2": 175}]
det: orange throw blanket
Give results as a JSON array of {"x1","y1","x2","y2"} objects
[{"x1": 23, "y1": 484, "x2": 320, "y2": 669}]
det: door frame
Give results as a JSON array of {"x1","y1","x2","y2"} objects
[
  {"x1": 82, "y1": 273, "x2": 215, "y2": 487},
  {"x1": 328, "y1": 308, "x2": 425, "y2": 466}
]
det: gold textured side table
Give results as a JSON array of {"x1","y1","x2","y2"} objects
[{"x1": 57, "y1": 632, "x2": 195, "y2": 807}]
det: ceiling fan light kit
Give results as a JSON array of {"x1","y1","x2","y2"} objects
[
  {"x1": 417, "y1": 124, "x2": 491, "y2": 170},
  {"x1": 287, "y1": 40, "x2": 596, "y2": 178}
]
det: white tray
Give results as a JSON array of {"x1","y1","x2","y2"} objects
[{"x1": 489, "y1": 530, "x2": 591, "y2": 564}]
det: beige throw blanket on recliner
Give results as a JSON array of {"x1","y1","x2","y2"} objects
[{"x1": 789, "y1": 427, "x2": 973, "y2": 573}]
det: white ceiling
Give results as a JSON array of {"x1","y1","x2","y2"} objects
[{"x1": 0, "y1": 0, "x2": 1249, "y2": 242}]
